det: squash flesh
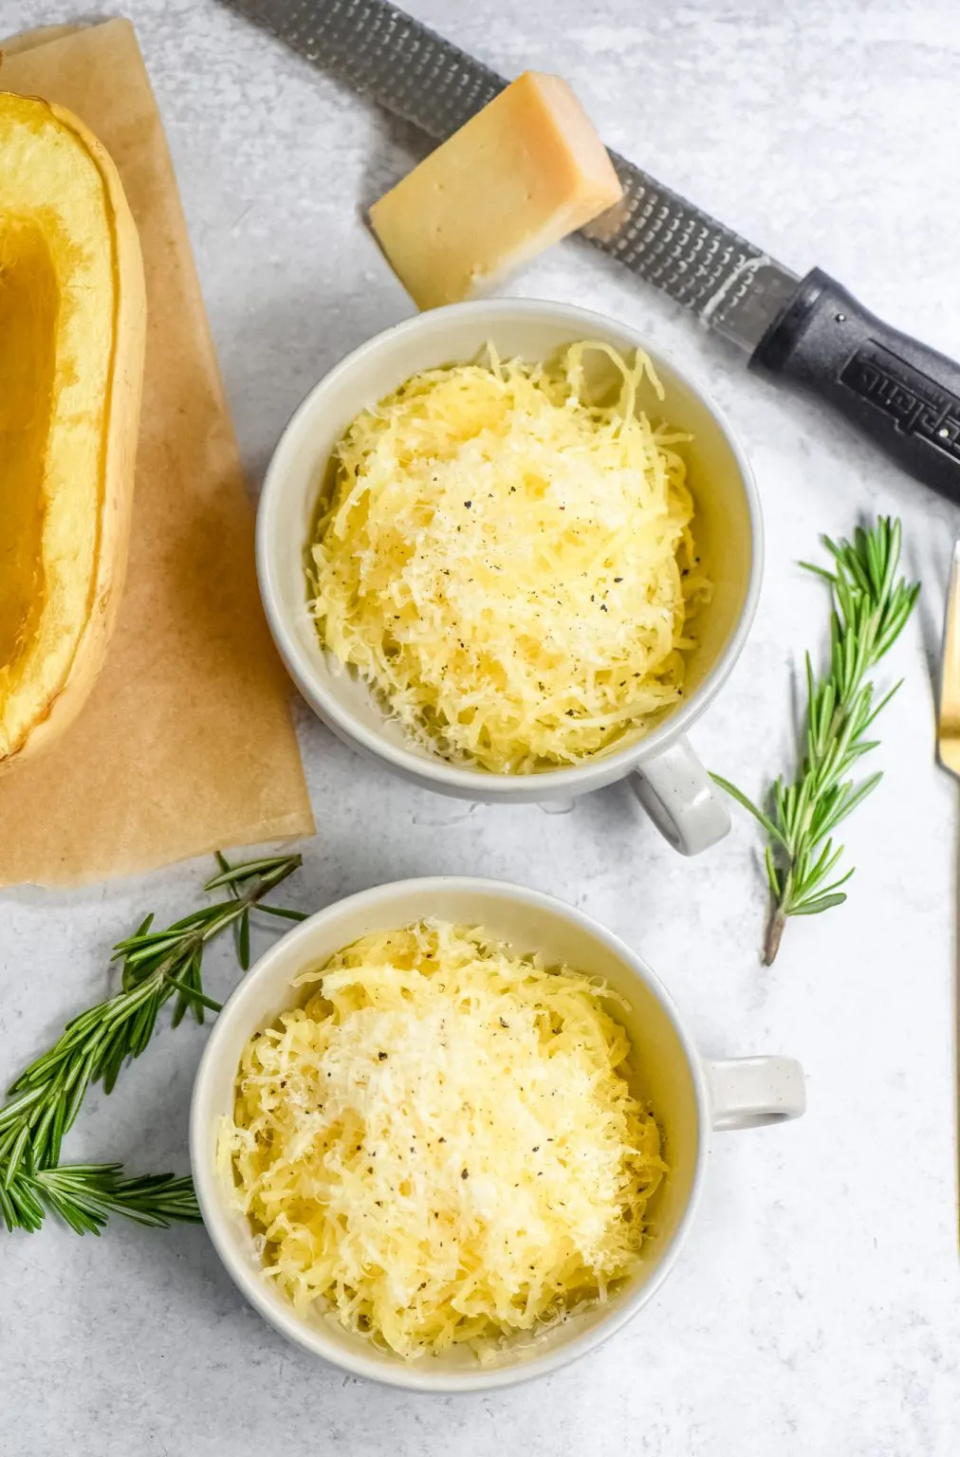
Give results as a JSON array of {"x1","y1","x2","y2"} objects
[
  {"x1": 0, "y1": 94, "x2": 141, "y2": 764},
  {"x1": 0, "y1": 216, "x2": 54, "y2": 674}
]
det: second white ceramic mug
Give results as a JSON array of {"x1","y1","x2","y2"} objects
[
  {"x1": 191, "y1": 877, "x2": 806, "y2": 1392},
  {"x1": 257, "y1": 300, "x2": 763, "y2": 854}
]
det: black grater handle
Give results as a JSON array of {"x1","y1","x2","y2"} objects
[{"x1": 751, "y1": 268, "x2": 960, "y2": 504}]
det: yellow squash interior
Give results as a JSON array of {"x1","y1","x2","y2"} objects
[{"x1": 0, "y1": 98, "x2": 118, "y2": 760}]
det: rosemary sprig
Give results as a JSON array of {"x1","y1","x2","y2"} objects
[
  {"x1": 1, "y1": 1164, "x2": 201, "y2": 1236},
  {"x1": 713, "y1": 517, "x2": 919, "y2": 965},
  {"x1": 0, "y1": 852, "x2": 306, "y2": 1233}
]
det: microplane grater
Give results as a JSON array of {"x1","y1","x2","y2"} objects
[{"x1": 226, "y1": 0, "x2": 960, "y2": 503}]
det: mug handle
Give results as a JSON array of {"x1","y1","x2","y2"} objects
[
  {"x1": 629, "y1": 735, "x2": 730, "y2": 856},
  {"x1": 705, "y1": 1056, "x2": 807, "y2": 1131}
]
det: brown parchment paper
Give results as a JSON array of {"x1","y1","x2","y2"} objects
[{"x1": 0, "y1": 18, "x2": 315, "y2": 886}]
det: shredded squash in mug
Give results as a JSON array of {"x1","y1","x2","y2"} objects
[
  {"x1": 309, "y1": 342, "x2": 710, "y2": 773},
  {"x1": 220, "y1": 921, "x2": 666, "y2": 1362}
]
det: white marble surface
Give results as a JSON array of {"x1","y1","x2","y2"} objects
[{"x1": 3, "y1": 0, "x2": 960, "y2": 1451}]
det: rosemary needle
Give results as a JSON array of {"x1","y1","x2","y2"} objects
[
  {"x1": 713, "y1": 517, "x2": 919, "y2": 965},
  {"x1": 0, "y1": 852, "x2": 306, "y2": 1234}
]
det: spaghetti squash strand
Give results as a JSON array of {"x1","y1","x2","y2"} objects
[
  {"x1": 221, "y1": 920, "x2": 666, "y2": 1362},
  {"x1": 310, "y1": 342, "x2": 710, "y2": 774}
]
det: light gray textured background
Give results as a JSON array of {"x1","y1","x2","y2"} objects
[{"x1": 3, "y1": 1, "x2": 960, "y2": 1453}]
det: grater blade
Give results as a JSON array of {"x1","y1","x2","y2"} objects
[{"x1": 226, "y1": 0, "x2": 798, "y2": 352}]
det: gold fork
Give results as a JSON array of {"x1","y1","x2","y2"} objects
[{"x1": 938, "y1": 543, "x2": 960, "y2": 777}]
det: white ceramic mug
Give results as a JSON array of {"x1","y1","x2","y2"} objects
[
  {"x1": 256, "y1": 300, "x2": 762, "y2": 854},
  {"x1": 191, "y1": 878, "x2": 805, "y2": 1393}
]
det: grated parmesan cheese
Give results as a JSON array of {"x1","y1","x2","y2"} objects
[
  {"x1": 309, "y1": 341, "x2": 710, "y2": 773},
  {"x1": 220, "y1": 920, "x2": 666, "y2": 1362}
]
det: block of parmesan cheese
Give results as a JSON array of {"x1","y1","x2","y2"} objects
[{"x1": 369, "y1": 71, "x2": 623, "y2": 310}]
